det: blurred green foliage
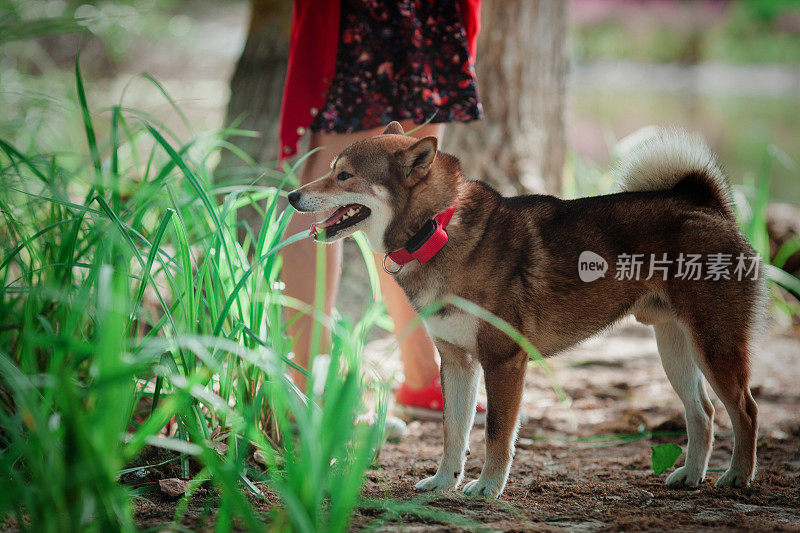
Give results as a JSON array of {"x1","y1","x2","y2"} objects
[
  {"x1": 573, "y1": 0, "x2": 800, "y2": 64},
  {"x1": 0, "y1": 0, "x2": 186, "y2": 154},
  {"x1": 741, "y1": 0, "x2": 800, "y2": 23},
  {"x1": 0, "y1": 0, "x2": 180, "y2": 53}
]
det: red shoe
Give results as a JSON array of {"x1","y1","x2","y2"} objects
[{"x1": 395, "y1": 376, "x2": 487, "y2": 424}]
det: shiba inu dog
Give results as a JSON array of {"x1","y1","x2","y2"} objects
[{"x1": 287, "y1": 121, "x2": 766, "y2": 497}]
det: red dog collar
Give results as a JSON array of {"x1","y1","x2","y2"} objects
[{"x1": 385, "y1": 200, "x2": 458, "y2": 271}]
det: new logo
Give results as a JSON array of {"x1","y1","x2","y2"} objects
[{"x1": 578, "y1": 251, "x2": 608, "y2": 282}]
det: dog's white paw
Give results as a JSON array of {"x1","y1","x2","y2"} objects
[
  {"x1": 462, "y1": 477, "x2": 503, "y2": 498},
  {"x1": 415, "y1": 473, "x2": 459, "y2": 492},
  {"x1": 665, "y1": 466, "x2": 704, "y2": 487},
  {"x1": 714, "y1": 468, "x2": 752, "y2": 488}
]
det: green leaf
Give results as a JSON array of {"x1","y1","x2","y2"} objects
[
  {"x1": 651, "y1": 443, "x2": 683, "y2": 475},
  {"x1": 0, "y1": 17, "x2": 85, "y2": 44},
  {"x1": 75, "y1": 51, "x2": 103, "y2": 190}
]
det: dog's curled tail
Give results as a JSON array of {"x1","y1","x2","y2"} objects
[{"x1": 617, "y1": 128, "x2": 735, "y2": 219}]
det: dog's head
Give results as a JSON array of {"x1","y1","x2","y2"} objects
[{"x1": 288, "y1": 121, "x2": 460, "y2": 253}]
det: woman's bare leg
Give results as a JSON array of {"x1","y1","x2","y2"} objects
[
  {"x1": 283, "y1": 128, "x2": 373, "y2": 390},
  {"x1": 283, "y1": 120, "x2": 442, "y2": 391}
]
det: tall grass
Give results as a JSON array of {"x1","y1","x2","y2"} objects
[
  {"x1": 0, "y1": 60, "x2": 386, "y2": 531},
  {"x1": 735, "y1": 144, "x2": 800, "y2": 312}
]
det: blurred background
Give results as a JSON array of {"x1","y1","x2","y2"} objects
[
  {"x1": 5, "y1": 0, "x2": 800, "y2": 337},
  {"x1": 2, "y1": 0, "x2": 799, "y2": 200}
]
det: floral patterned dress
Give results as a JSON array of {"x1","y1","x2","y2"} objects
[{"x1": 310, "y1": 0, "x2": 483, "y2": 134}]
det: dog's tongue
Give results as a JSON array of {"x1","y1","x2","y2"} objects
[{"x1": 309, "y1": 205, "x2": 355, "y2": 237}]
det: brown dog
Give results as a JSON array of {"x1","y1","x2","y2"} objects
[{"x1": 287, "y1": 122, "x2": 765, "y2": 497}]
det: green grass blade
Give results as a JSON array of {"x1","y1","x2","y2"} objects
[
  {"x1": 75, "y1": 52, "x2": 103, "y2": 190},
  {"x1": 353, "y1": 231, "x2": 382, "y2": 302},
  {"x1": 132, "y1": 208, "x2": 175, "y2": 321},
  {"x1": 141, "y1": 73, "x2": 193, "y2": 135},
  {"x1": 211, "y1": 231, "x2": 308, "y2": 336},
  {"x1": 765, "y1": 264, "x2": 800, "y2": 298},
  {"x1": 773, "y1": 237, "x2": 800, "y2": 270}
]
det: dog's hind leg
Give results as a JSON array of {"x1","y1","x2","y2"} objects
[
  {"x1": 684, "y1": 321, "x2": 758, "y2": 488},
  {"x1": 415, "y1": 342, "x2": 480, "y2": 492},
  {"x1": 462, "y1": 351, "x2": 527, "y2": 498},
  {"x1": 654, "y1": 320, "x2": 715, "y2": 486}
]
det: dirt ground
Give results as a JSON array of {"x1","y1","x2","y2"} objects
[
  {"x1": 355, "y1": 425, "x2": 799, "y2": 532},
  {"x1": 131, "y1": 319, "x2": 800, "y2": 531},
  {"x1": 347, "y1": 319, "x2": 800, "y2": 531}
]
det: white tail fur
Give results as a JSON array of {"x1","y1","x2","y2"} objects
[{"x1": 617, "y1": 128, "x2": 734, "y2": 218}]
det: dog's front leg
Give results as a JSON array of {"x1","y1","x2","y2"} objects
[
  {"x1": 415, "y1": 341, "x2": 480, "y2": 492},
  {"x1": 463, "y1": 351, "x2": 526, "y2": 498}
]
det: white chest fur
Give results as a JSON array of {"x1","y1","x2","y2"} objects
[
  {"x1": 400, "y1": 273, "x2": 479, "y2": 354},
  {"x1": 423, "y1": 311, "x2": 479, "y2": 354}
]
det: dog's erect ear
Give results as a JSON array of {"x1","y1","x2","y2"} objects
[
  {"x1": 383, "y1": 121, "x2": 405, "y2": 135},
  {"x1": 400, "y1": 136, "x2": 437, "y2": 184}
]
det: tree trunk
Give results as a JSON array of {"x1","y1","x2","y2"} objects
[
  {"x1": 443, "y1": 0, "x2": 567, "y2": 195},
  {"x1": 219, "y1": 0, "x2": 291, "y2": 245},
  {"x1": 218, "y1": 0, "x2": 291, "y2": 176}
]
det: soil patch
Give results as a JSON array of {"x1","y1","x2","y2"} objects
[{"x1": 133, "y1": 321, "x2": 800, "y2": 531}]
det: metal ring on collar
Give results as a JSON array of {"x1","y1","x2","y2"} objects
[{"x1": 382, "y1": 253, "x2": 403, "y2": 274}]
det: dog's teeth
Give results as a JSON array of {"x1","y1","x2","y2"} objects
[{"x1": 330, "y1": 206, "x2": 364, "y2": 228}]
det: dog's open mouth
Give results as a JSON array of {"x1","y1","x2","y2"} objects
[{"x1": 310, "y1": 204, "x2": 371, "y2": 240}]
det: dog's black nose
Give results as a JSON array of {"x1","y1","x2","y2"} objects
[{"x1": 288, "y1": 190, "x2": 300, "y2": 206}]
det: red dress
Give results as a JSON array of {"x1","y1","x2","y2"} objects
[{"x1": 279, "y1": 0, "x2": 481, "y2": 162}]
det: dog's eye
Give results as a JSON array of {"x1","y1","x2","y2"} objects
[{"x1": 336, "y1": 171, "x2": 353, "y2": 182}]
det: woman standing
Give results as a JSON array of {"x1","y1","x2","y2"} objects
[{"x1": 279, "y1": 0, "x2": 486, "y2": 423}]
